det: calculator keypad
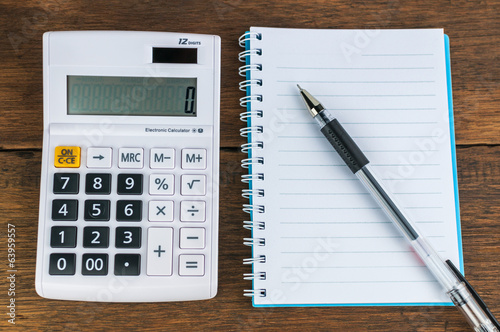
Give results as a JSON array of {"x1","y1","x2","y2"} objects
[{"x1": 46, "y1": 146, "x2": 211, "y2": 279}]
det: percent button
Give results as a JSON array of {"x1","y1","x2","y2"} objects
[{"x1": 149, "y1": 174, "x2": 174, "y2": 195}]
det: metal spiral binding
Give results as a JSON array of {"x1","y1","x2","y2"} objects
[
  {"x1": 241, "y1": 141, "x2": 263, "y2": 153},
  {"x1": 238, "y1": 31, "x2": 262, "y2": 47},
  {"x1": 241, "y1": 173, "x2": 264, "y2": 183},
  {"x1": 239, "y1": 95, "x2": 262, "y2": 107},
  {"x1": 243, "y1": 272, "x2": 266, "y2": 280},
  {"x1": 243, "y1": 255, "x2": 266, "y2": 264},
  {"x1": 240, "y1": 110, "x2": 262, "y2": 122},
  {"x1": 241, "y1": 157, "x2": 264, "y2": 169},
  {"x1": 243, "y1": 221, "x2": 265, "y2": 230},
  {"x1": 239, "y1": 31, "x2": 266, "y2": 298},
  {"x1": 244, "y1": 289, "x2": 266, "y2": 297},
  {"x1": 239, "y1": 126, "x2": 262, "y2": 137},
  {"x1": 242, "y1": 189, "x2": 264, "y2": 199},
  {"x1": 238, "y1": 64, "x2": 262, "y2": 77},
  {"x1": 239, "y1": 79, "x2": 262, "y2": 91},
  {"x1": 243, "y1": 204, "x2": 265, "y2": 214},
  {"x1": 238, "y1": 49, "x2": 262, "y2": 62},
  {"x1": 243, "y1": 238, "x2": 265, "y2": 246}
]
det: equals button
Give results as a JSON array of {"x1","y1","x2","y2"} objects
[{"x1": 179, "y1": 254, "x2": 204, "y2": 276}]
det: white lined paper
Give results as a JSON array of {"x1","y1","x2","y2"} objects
[{"x1": 246, "y1": 28, "x2": 460, "y2": 306}]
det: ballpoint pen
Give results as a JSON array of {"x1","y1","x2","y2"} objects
[{"x1": 297, "y1": 85, "x2": 499, "y2": 332}]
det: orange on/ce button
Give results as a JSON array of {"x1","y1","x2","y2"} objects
[{"x1": 54, "y1": 146, "x2": 81, "y2": 168}]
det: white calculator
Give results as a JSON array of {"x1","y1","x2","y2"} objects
[{"x1": 35, "y1": 31, "x2": 220, "y2": 302}]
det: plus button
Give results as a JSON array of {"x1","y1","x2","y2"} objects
[{"x1": 153, "y1": 245, "x2": 166, "y2": 257}]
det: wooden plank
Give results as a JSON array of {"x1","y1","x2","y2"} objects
[
  {"x1": 0, "y1": 146, "x2": 498, "y2": 330},
  {"x1": 0, "y1": 0, "x2": 499, "y2": 150}
]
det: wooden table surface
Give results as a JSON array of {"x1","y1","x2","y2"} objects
[{"x1": 1, "y1": 0, "x2": 498, "y2": 330}]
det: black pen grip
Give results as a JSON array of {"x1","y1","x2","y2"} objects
[{"x1": 321, "y1": 119, "x2": 369, "y2": 174}]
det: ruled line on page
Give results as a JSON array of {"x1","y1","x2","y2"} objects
[
  {"x1": 281, "y1": 265, "x2": 427, "y2": 268},
  {"x1": 277, "y1": 80, "x2": 436, "y2": 83},
  {"x1": 276, "y1": 122, "x2": 439, "y2": 125},
  {"x1": 276, "y1": 108, "x2": 437, "y2": 111},
  {"x1": 280, "y1": 281, "x2": 439, "y2": 284},
  {"x1": 361, "y1": 53, "x2": 434, "y2": 56},
  {"x1": 276, "y1": 66, "x2": 435, "y2": 70},
  {"x1": 277, "y1": 94, "x2": 436, "y2": 97}
]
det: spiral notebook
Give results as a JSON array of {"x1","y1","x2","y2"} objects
[{"x1": 239, "y1": 27, "x2": 463, "y2": 307}]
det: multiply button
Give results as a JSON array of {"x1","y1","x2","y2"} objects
[
  {"x1": 147, "y1": 227, "x2": 173, "y2": 276},
  {"x1": 148, "y1": 201, "x2": 174, "y2": 222},
  {"x1": 182, "y1": 149, "x2": 206, "y2": 169},
  {"x1": 118, "y1": 148, "x2": 143, "y2": 169}
]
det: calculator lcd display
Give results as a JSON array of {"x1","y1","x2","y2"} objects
[{"x1": 67, "y1": 76, "x2": 197, "y2": 116}]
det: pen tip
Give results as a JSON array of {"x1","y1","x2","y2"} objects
[{"x1": 297, "y1": 84, "x2": 302, "y2": 90}]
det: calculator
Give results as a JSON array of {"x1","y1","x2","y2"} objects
[{"x1": 35, "y1": 31, "x2": 220, "y2": 302}]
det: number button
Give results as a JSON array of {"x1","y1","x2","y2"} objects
[
  {"x1": 85, "y1": 173, "x2": 111, "y2": 195},
  {"x1": 83, "y1": 227, "x2": 110, "y2": 248},
  {"x1": 82, "y1": 254, "x2": 108, "y2": 276},
  {"x1": 116, "y1": 200, "x2": 142, "y2": 221},
  {"x1": 50, "y1": 226, "x2": 77, "y2": 248},
  {"x1": 53, "y1": 173, "x2": 79, "y2": 194},
  {"x1": 114, "y1": 254, "x2": 140, "y2": 276},
  {"x1": 49, "y1": 253, "x2": 76, "y2": 275},
  {"x1": 115, "y1": 227, "x2": 141, "y2": 248},
  {"x1": 117, "y1": 174, "x2": 143, "y2": 195},
  {"x1": 52, "y1": 200, "x2": 78, "y2": 221},
  {"x1": 84, "y1": 200, "x2": 110, "y2": 221}
]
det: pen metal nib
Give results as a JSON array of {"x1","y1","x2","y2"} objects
[{"x1": 297, "y1": 85, "x2": 325, "y2": 117}]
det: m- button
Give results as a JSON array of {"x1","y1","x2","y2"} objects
[
  {"x1": 119, "y1": 148, "x2": 143, "y2": 169},
  {"x1": 181, "y1": 149, "x2": 206, "y2": 170}
]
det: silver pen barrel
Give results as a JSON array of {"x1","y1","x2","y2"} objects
[{"x1": 298, "y1": 85, "x2": 499, "y2": 331}]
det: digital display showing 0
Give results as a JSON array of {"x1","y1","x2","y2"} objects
[{"x1": 67, "y1": 76, "x2": 197, "y2": 116}]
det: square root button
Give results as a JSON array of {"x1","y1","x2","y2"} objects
[
  {"x1": 179, "y1": 254, "x2": 204, "y2": 276},
  {"x1": 181, "y1": 175, "x2": 206, "y2": 196}
]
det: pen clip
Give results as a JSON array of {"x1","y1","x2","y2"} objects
[{"x1": 445, "y1": 260, "x2": 500, "y2": 329}]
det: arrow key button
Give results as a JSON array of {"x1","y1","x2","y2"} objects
[{"x1": 87, "y1": 147, "x2": 112, "y2": 168}]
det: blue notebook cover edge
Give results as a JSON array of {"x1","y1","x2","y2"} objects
[{"x1": 250, "y1": 33, "x2": 460, "y2": 308}]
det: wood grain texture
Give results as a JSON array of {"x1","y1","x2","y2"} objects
[
  {"x1": 0, "y1": 0, "x2": 499, "y2": 330},
  {"x1": 0, "y1": 148, "x2": 499, "y2": 331},
  {"x1": 0, "y1": 0, "x2": 499, "y2": 149}
]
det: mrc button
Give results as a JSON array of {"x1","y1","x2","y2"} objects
[{"x1": 54, "y1": 146, "x2": 81, "y2": 168}]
